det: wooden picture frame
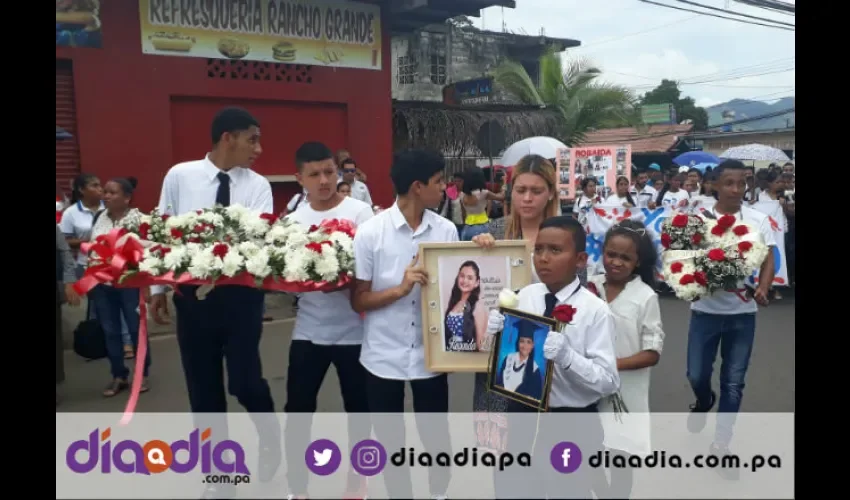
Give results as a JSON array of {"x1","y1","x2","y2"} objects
[
  {"x1": 419, "y1": 241, "x2": 533, "y2": 372},
  {"x1": 487, "y1": 307, "x2": 556, "y2": 411}
]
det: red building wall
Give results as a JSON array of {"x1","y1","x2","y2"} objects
[{"x1": 56, "y1": 1, "x2": 392, "y2": 214}]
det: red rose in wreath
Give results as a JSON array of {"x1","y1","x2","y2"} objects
[
  {"x1": 552, "y1": 304, "x2": 577, "y2": 324},
  {"x1": 671, "y1": 214, "x2": 689, "y2": 228}
]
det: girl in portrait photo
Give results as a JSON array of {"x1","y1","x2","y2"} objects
[
  {"x1": 494, "y1": 318, "x2": 544, "y2": 401},
  {"x1": 444, "y1": 260, "x2": 488, "y2": 352}
]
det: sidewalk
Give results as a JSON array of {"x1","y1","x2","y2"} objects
[{"x1": 60, "y1": 292, "x2": 297, "y2": 349}]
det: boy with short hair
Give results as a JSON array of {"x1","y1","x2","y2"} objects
[
  {"x1": 352, "y1": 149, "x2": 458, "y2": 500},
  {"x1": 687, "y1": 159, "x2": 776, "y2": 480},
  {"x1": 283, "y1": 142, "x2": 374, "y2": 499},
  {"x1": 485, "y1": 215, "x2": 620, "y2": 499}
]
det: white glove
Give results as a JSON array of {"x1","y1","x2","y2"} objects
[
  {"x1": 486, "y1": 309, "x2": 505, "y2": 335},
  {"x1": 481, "y1": 310, "x2": 505, "y2": 353},
  {"x1": 543, "y1": 330, "x2": 573, "y2": 368}
]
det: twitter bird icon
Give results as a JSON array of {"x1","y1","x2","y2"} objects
[
  {"x1": 314, "y1": 448, "x2": 333, "y2": 466},
  {"x1": 305, "y1": 439, "x2": 342, "y2": 476}
]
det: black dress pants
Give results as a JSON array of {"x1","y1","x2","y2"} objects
[
  {"x1": 284, "y1": 340, "x2": 370, "y2": 494},
  {"x1": 494, "y1": 403, "x2": 602, "y2": 499},
  {"x1": 173, "y1": 286, "x2": 278, "y2": 444},
  {"x1": 365, "y1": 370, "x2": 451, "y2": 499}
]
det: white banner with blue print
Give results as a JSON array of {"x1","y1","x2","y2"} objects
[{"x1": 584, "y1": 203, "x2": 788, "y2": 286}]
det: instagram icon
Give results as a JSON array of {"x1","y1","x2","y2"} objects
[{"x1": 350, "y1": 440, "x2": 387, "y2": 476}]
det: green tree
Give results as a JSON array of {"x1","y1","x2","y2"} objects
[
  {"x1": 641, "y1": 79, "x2": 708, "y2": 131},
  {"x1": 492, "y1": 48, "x2": 639, "y2": 146}
]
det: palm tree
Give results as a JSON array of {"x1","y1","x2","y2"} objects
[{"x1": 493, "y1": 48, "x2": 640, "y2": 146}]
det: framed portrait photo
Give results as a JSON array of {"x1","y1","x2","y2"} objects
[
  {"x1": 419, "y1": 241, "x2": 533, "y2": 372},
  {"x1": 487, "y1": 308, "x2": 556, "y2": 411}
]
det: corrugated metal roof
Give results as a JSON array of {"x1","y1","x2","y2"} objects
[{"x1": 578, "y1": 124, "x2": 694, "y2": 153}]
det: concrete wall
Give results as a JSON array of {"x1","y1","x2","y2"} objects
[
  {"x1": 391, "y1": 26, "x2": 525, "y2": 103},
  {"x1": 701, "y1": 131, "x2": 795, "y2": 170}
]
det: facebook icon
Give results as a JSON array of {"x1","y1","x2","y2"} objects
[{"x1": 550, "y1": 442, "x2": 582, "y2": 474}]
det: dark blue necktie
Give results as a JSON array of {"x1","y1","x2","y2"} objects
[
  {"x1": 544, "y1": 293, "x2": 558, "y2": 318},
  {"x1": 216, "y1": 172, "x2": 231, "y2": 207}
]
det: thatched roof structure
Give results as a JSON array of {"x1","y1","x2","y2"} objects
[{"x1": 393, "y1": 100, "x2": 561, "y2": 157}]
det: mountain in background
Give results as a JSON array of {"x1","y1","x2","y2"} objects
[{"x1": 706, "y1": 97, "x2": 794, "y2": 131}]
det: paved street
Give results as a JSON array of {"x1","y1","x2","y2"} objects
[{"x1": 57, "y1": 295, "x2": 795, "y2": 413}]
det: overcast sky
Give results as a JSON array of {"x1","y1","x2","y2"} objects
[{"x1": 476, "y1": 0, "x2": 795, "y2": 108}]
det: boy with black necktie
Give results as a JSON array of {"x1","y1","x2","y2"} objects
[{"x1": 485, "y1": 215, "x2": 620, "y2": 499}]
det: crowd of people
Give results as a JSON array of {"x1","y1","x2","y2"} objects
[{"x1": 55, "y1": 107, "x2": 787, "y2": 499}]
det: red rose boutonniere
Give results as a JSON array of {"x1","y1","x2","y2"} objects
[{"x1": 552, "y1": 304, "x2": 577, "y2": 325}]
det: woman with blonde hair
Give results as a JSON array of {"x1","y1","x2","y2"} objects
[{"x1": 468, "y1": 154, "x2": 561, "y2": 449}]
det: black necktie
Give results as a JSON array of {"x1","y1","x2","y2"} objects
[
  {"x1": 544, "y1": 293, "x2": 558, "y2": 318},
  {"x1": 216, "y1": 172, "x2": 231, "y2": 207}
]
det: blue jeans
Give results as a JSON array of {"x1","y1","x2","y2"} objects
[
  {"x1": 90, "y1": 285, "x2": 151, "y2": 379},
  {"x1": 686, "y1": 311, "x2": 755, "y2": 446},
  {"x1": 461, "y1": 223, "x2": 490, "y2": 241},
  {"x1": 78, "y1": 264, "x2": 131, "y2": 345}
]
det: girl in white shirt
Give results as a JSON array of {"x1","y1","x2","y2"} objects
[
  {"x1": 656, "y1": 173, "x2": 690, "y2": 210},
  {"x1": 572, "y1": 177, "x2": 600, "y2": 225},
  {"x1": 689, "y1": 172, "x2": 717, "y2": 210},
  {"x1": 605, "y1": 176, "x2": 636, "y2": 207},
  {"x1": 588, "y1": 219, "x2": 664, "y2": 500}
]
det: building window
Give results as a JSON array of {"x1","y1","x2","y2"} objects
[
  {"x1": 397, "y1": 55, "x2": 417, "y2": 85},
  {"x1": 430, "y1": 54, "x2": 447, "y2": 85},
  {"x1": 521, "y1": 60, "x2": 540, "y2": 87}
]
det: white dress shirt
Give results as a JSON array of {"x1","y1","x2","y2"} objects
[
  {"x1": 354, "y1": 202, "x2": 460, "y2": 380},
  {"x1": 286, "y1": 197, "x2": 374, "y2": 345},
  {"x1": 516, "y1": 279, "x2": 620, "y2": 408},
  {"x1": 691, "y1": 206, "x2": 776, "y2": 315},
  {"x1": 151, "y1": 155, "x2": 273, "y2": 294}
]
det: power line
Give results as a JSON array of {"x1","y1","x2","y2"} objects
[
  {"x1": 732, "y1": 0, "x2": 795, "y2": 15},
  {"x1": 607, "y1": 56, "x2": 794, "y2": 83},
  {"x1": 637, "y1": 0, "x2": 795, "y2": 31},
  {"x1": 629, "y1": 67, "x2": 795, "y2": 89},
  {"x1": 574, "y1": 15, "x2": 699, "y2": 51},
  {"x1": 671, "y1": 0, "x2": 795, "y2": 27}
]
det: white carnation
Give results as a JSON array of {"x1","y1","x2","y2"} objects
[
  {"x1": 221, "y1": 250, "x2": 245, "y2": 277},
  {"x1": 265, "y1": 225, "x2": 290, "y2": 245},
  {"x1": 245, "y1": 248, "x2": 272, "y2": 278},
  {"x1": 313, "y1": 246, "x2": 341, "y2": 281},
  {"x1": 225, "y1": 205, "x2": 250, "y2": 221},
  {"x1": 188, "y1": 247, "x2": 216, "y2": 279},
  {"x1": 242, "y1": 214, "x2": 271, "y2": 238},
  {"x1": 285, "y1": 231, "x2": 310, "y2": 249},
  {"x1": 162, "y1": 247, "x2": 188, "y2": 271},
  {"x1": 198, "y1": 211, "x2": 224, "y2": 226},
  {"x1": 284, "y1": 248, "x2": 312, "y2": 282},
  {"x1": 237, "y1": 241, "x2": 261, "y2": 258},
  {"x1": 138, "y1": 256, "x2": 162, "y2": 275},
  {"x1": 328, "y1": 232, "x2": 354, "y2": 253}
]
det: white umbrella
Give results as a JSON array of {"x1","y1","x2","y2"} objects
[
  {"x1": 719, "y1": 144, "x2": 790, "y2": 162},
  {"x1": 499, "y1": 136, "x2": 568, "y2": 166}
]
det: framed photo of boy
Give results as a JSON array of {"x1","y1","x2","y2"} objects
[
  {"x1": 419, "y1": 241, "x2": 533, "y2": 372},
  {"x1": 487, "y1": 307, "x2": 556, "y2": 411}
]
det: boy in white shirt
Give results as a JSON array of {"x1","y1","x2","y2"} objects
[
  {"x1": 687, "y1": 159, "x2": 775, "y2": 480},
  {"x1": 284, "y1": 142, "x2": 374, "y2": 500},
  {"x1": 352, "y1": 150, "x2": 459, "y2": 500},
  {"x1": 485, "y1": 215, "x2": 620, "y2": 499}
]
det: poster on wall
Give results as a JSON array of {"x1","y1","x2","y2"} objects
[
  {"x1": 56, "y1": 0, "x2": 103, "y2": 48},
  {"x1": 138, "y1": 0, "x2": 382, "y2": 70},
  {"x1": 557, "y1": 145, "x2": 632, "y2": 200}
]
